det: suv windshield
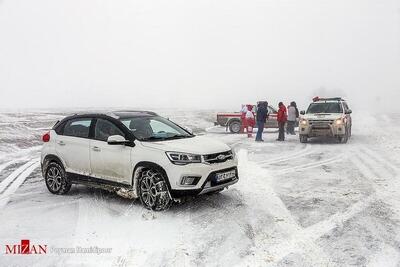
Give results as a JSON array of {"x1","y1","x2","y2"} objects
[
  {"x1": 119, "y1": 116, "x2": 193, "y2": 141},
  {"x1": 307, "y1": 102, "x2": 343, "y2": 114}
]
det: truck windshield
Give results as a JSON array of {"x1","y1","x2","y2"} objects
[
  {"x1": 119, "y1": 116, "x2": 193, "y2": 141},
  {"x1": 307, "y1": 102, "x2": 343, "y2": 114}
]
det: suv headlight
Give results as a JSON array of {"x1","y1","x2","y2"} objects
[
  {"x1": 300, "y1": 118, "x2": 308, "y2": 125},
  {"x1": 166, "y1": 152, "x2": 202, "y2": 165},
  {"x1": 335, "y1": 118, "x2": 344, "y2": 125}
]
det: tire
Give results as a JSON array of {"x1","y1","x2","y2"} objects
[
  {"x1": 299, "y1": 135, "x2": 308, "y2": 143},
  {"x1": 338, "y1": 128, "x2": 349, "y2": 143},
  {"x1": 44, "y1": 162, "x2": 71, "y2": 195},
  {"x1": 137, "y1": 168, "x2": 172, "y2": 211},
  {"x1": 229, "y1": 120, "x2": 242, "y2": 134}
]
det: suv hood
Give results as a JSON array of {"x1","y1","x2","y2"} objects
[
  {"x1": 139, "y1": 136, "x2": 231, "y2": 155},
  {"x1": 301, "y1": 113, "x2": 343, "y2": 120}
]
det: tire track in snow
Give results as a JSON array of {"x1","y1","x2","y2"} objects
[
  {"x1": 0, "y1": 146, "x2": 41, "y2": 162},
  {"x1": 262, "y1": 149, "x2": 382, "y2": 265},
  {"x1": 272, "y1": 154, "x2": 343, "y2": 175},
  {"x1": 237, "y1": 150, "x2": 333, "y2": 266},
  {"x1": 0, "y1": 159, "x2": 38, "y2": 194},
  {"x1": 0, "y1": 159, "x2": 21, "y2": 174},
  {"x1": 356, "y1": 149, "x2": 393, "y2": 179},
  {"x1": 360, "y1": 147, "x2": 400, "y2": 175},
  {"x1": 0, "y1": 161, "x2": 40, "y2": 208},
  {"x1": 264, "y1": 194, "x2": 375, "y2": 267},
  {"x1": 350, "y1": 149, "x2": 400, "y2": 265},
  {"x1": 258, "y1": 144, "x2": 312, "y2": 165}
]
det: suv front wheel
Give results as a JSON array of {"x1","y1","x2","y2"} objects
[
  {"x1": 338, "y1": 128, "x2": 349, "y2": 143},
  {"x1": 138, "y1": 168, "x2": 172, "y2": 211},
  {"x1": 299, "y1": 135, "x2": 308, "y2": 143},
  {"x1": 45, "y1": 162, "x2": 72, "y2": 195}
]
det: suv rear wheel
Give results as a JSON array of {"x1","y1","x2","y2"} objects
[
  {"x1": 138, "y1": 169, "x2": 172, "y2": 211},
  {"x1": 45, "y1": 162, "x2": 71, "y2": 195}
]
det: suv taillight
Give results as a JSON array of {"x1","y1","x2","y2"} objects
[{"x1": 42, "y1": 132, "x2": 50, "y2": 142}]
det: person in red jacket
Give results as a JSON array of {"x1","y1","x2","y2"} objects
[{"x1": 277, "y1": 102, "x2": 287, "y2": 141}]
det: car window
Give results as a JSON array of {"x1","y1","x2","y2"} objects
[
  {"x1": 120, "y1": 116, "x2": 192, "y2": 141},
  {"x1": 63, "y1": 119, "x2": 92, "y2": 138},
  {"x1": 94, "y1": 119, "x2": 125, "y2": 142},
  {"x1": 307, "y1": 102, "x2": 343, "y2": 114}
]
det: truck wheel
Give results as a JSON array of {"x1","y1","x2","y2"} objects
[
  {"x1": 138, "y1": 168, "x2": 172, "y2": 211},
  {"x1": 229, "y1": 121, "x2": 242, "y2": 134},
  {"x1": 45, "y1": 162, "x2": 71, "y2": 195},
  {"x1": 299, "y1": 135, "x2": 308, "y2": 143}
]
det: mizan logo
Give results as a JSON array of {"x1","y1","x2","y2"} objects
[{"x1": 5, "y1": 240, "x2": 47, "y2": 255}]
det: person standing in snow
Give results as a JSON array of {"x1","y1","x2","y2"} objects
[
  {"x1": 277, "y1": 102, "x2": 287, "y2": 141},
  {"x1": 255, "y1": 101, "x2": 268, "y2": 142},
  {"x1": 245, "y1": 105, "x2": 255, "y2": 138},
  {"x1": 240, "y1": 105, "x2": 248, "y2": 133},
  {"x1": 287, "y1": 101, "x2": 299, "y2": 135}
]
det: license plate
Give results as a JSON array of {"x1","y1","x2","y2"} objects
[{"x1": 215, "y1": 170, "x2": 236, "y2": 183}]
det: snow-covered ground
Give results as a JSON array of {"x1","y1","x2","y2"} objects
[{"x1": 1, "y1": 110, "x2": 400, "y2": 266}]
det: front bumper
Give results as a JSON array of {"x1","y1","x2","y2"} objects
[
  {"x1": 299, "y1": 124, "x2": 346, "y2": 137},
  {"x1": 169, "y1": 165, "x2": 239, "y2": 198}
]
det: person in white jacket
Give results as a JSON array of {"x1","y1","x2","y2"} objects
[
  {"x1": 287, "y1": 101, "x2": 299, "y2": 135},
  {"x1": 245, "y1": 105, "x2": 255, "y2": 138}
]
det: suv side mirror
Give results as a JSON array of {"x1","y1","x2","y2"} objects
[
  {"x1": 300, "y1": 110, "x2": 305, "y2": 115},
  {"x1": 107, "y1": 135, "x2": 132, "y2": 146},
  {"x1": 345, "y1": 109, "x2": 352, "y2": 114}
]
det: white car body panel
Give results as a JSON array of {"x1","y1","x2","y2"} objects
[
  {"x1": 89, "y1": 139, "x2": 132, "y2": 184},
  {"x1": 54, "y1": 134, "x2": 91, "y2": 176},
  {"x1": 140, "y1": 136, "x2": 231, "y2": 155}
]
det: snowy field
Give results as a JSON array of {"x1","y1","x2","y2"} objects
[{"x1": 1, "y1": 109, "x2": 400, "y2": 267}]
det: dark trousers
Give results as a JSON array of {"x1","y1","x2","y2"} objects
[
  {"x1": 256, "y1": 121, "x2": 265, "y2": 141},
  {"x1": 278, "y1": 121, "x2": 286, "y2": 141},
  {"x1": 287, "y1": 121, "x2": 295, "y2": 135}
]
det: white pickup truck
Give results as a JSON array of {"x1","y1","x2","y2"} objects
[{"x1": 299, "y1": 97, "x2": 352, "y2": 143}]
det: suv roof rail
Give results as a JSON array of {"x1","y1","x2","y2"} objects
[
  {"x1": 111, "y1": 110, "x2": 158, "y2": 116},
  {"x1": 313, "y1": 97, "x2": 345, "y2": 102}
]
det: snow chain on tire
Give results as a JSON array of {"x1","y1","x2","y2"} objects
[{"x1": 138, "y1": 169, "x2": 172, "y2": 211}]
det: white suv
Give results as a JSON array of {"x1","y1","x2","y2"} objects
[
  {"x1": 41, "y1": 111, "x2": 238, "y2": 210},
  {"x1": 299, "y1": 97, "x2": 352, "y2": 143}
]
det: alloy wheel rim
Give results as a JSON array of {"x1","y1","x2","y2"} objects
[
  {"x1": 47, "y1": 166, "x2": 62, "y2": 191},
  {"x1": 140, "y1": 173, "x2": 158, "y2": 207}
]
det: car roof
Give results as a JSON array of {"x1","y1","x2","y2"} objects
[
  {"x1": 110, "y1": 110, "x2": 158, "y2": 119},
  {"x1": 313, "y1": 100, "x2": 345, "y2": 103},
  {"x1": 64, "y1": 110, "x2": 158, "y2": 120}
]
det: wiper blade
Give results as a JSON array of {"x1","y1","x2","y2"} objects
[
  {"x1": 141, "y1": 135, "x2": 191, "y2": 141},
  {"x1": 165, "y1": 134, "x2": 191, "y2": 140},
  {"x1": 141, "y1": 136, "x2": 167, "y2": 141}
]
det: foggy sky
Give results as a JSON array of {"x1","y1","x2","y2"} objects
[{"x1": 0, "y1": 0, "x2": 399, "y2": 111}]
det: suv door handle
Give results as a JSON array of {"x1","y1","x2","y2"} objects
[
  {"x1": 92, "y1": 146, "x2": 101, "y2": 152},
  {"x1": 57, "y1": 141, "x2": 66, "y2": 146}
]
